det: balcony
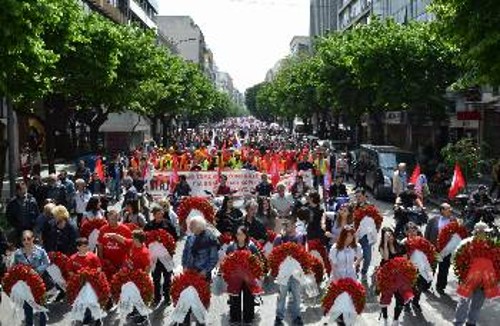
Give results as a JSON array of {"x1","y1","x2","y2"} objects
[
  {"x1": 129, "y1": 0, "x2": 157, "y2": 29},
  {"x1": 86, "y1": 0, "x2": 126, "y2": 24}
]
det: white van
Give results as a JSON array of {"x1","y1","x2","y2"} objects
[{"x1": 293, "y1": 117, "x2": 305, "y2": 135}]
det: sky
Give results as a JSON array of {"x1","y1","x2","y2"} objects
[{"x1": 158, "y1": 0, "x2": 309, "y2": 93}]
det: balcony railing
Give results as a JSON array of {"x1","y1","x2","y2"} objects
[{"x1": 86, "y1": 0, "x2": 126, "y2": 24}]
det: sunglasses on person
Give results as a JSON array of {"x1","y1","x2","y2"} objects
[
  {"x1": 343, "y1": 224, "x2": 355, "y2": 231},
  {"x1": 22, "y1": 237, "x2": 33, "y2": 242}
]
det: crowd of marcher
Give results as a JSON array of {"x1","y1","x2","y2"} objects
[{"x1": 0, "y1": 117, "x2": 499, "y2": 326}]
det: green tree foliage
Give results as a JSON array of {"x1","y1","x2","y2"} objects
[
  {"x1": 441, "y1": 138, "x2": 481, "y2": 180},
  {"x1": 245, "y1": 82, "x2": 266, "y2": 119},
  {"x1": 431, "y1": 0, "x2": 500, "y2": 86},
  {"x1": 318, "y1": 19, "x2": 458, "y2": 119},
  {"x1": 0, "y1": 0, "x2": 82, "y2": 101},
  {"x1": 255, "y1": 82, "x2": 280, "y2": 122},
  {"x1": 255, "y1": 19, "x2": 458, "y2": 129},
  {"x1": 2, "y1": 0, "x2": 238, "y2": 156}
]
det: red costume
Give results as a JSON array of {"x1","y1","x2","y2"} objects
[{"x1": 67, "y1": 252, "x2": 102, "y2": 274}]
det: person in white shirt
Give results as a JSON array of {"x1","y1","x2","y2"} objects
[
  {"x1": 73, "y1": 179, "x2": 91, "y2": 227},
  {"x1": 329, "y1": 225, "x2": 363, "y2": 281},
  {"x1": 82, "y1": 196, "x2": 105, "y2": 223},
  {"x1": 271, "y1": 183, "x2": 295, "y2": 218}
]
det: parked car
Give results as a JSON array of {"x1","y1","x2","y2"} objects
[
  {"x1": 358, "y1": 144, "x2": 417, "y2": 199},
  {"x1": 347, "y1": 150, "x2": 359, "y2": 179}
]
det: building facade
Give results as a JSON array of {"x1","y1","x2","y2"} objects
[
  {"x1": 310, "y1": 0, "x2": 338, "y2": 38},
  {"x1": 156, "y1": 16, "x2": 207, "y2": 65},
  {"x1": 337, "y1": 0, "x2": 374, "y2": 31},
  {"x1": 215, "y1": 70, "x2": 244, "y2": 107},
  {"x1": 337, "y1": 0, "x2": 432, "y2": 31},
  {"x1": 80, "y1": 0, "x2": 160, "y2": 27},
  {"x1": 290, "y1": 36, "x2": 311, "y2": 56},
  {"x1": 373, "y1": 0, "x2": 433, "y2": 23}
]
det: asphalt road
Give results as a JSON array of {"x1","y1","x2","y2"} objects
[{"x1": 1, "y1": 187, "x2": 499, "y2": 326}]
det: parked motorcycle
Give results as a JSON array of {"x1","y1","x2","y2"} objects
[{"x1": 394, "y1": 205, "x2": 428, "y2": 239}]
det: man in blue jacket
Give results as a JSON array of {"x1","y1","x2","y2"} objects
[{"x1": 182, "y1": 215, "x2": 219, "y2": 280}]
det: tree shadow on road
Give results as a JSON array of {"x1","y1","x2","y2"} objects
[
  {"x1": 423, "y1": 291, "x2": 458, "y2": 322},
  {"x1": 45, "y1": 301, "x2": 71, "y2": 324}
]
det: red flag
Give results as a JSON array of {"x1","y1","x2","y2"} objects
[
  {"x1": 448, "y1": 163, "x2": 466, "y2": 199},
  {"x1": 270, "y1": 155, "x2": 280, "y2": 187},
  {"x1": 410, "y1": 164, "x2": 421, "y2": 184},
  {"x1": 95, "y1": 157, "x2": 105, "y2": 182}
]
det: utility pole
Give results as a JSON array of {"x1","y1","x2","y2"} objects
[{"x1": 7, "y1": 97, "x2": 16, "y2": 197}]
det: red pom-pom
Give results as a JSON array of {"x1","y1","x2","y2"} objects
[
  {"x1": 453, "y1": 237, "x2": 500, "y2": 283},
  {"x1": 66, "y1": 268, "x2": 110, "y2": 308},
  {"x1": 80, "y1": 219, "x2": 108, "y2": 238},
  {"x1": 170, "y1": 270, "x2": 211, "y2": 308},
  {"x1": 123, "y1": 223, "x2": 140, "y2": 232},
  {"x1": 48, "y1": 251, "x2": 70, "y2": 278},
  {"x1": 2, "y1": 264, "x2": 46, "y2": 305},
  {"x1": 309, "y1": 254, "x2": 325, "y2": 284},
  {"x1": 268, "y1": 242, "x2": 311, "y2": 277},
  {"x1": 353, "y1": 205, "x2": 383, "y2": 231},
  {"x1": 101, "y1": 258, "x2": 119, "y2": 281},
  {"x1": 146, "y1": 229, "x2": 176, "y2": 256},
  {"x1": 375, "y1": 257, "x2": 418, "y2": 294},
  {"x1": 177, "y1": 197, "x2": 215, "y2": 231},
  {"x1": 437, "y1": 221, "x2": 468, "y2": 252},
  {"x1": 322, "y1": 278, "x2": 366, "y2": 315},
  {"x1": 110, "y1": 268, "x2": 154, "y2": 304},
  {"x1": 220, "y1": 250, "x2": 264, "y2": 295},
  {"x1": 406, "y1": 236, "x2": 438, "y2": 269},
  {"x1": 307, "y1": 239, "x2": 331, "y2": 275}
]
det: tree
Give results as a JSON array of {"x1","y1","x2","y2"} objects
[
  {"x1": 245, "y1": 82, "x2": 266, "y2": 118},
  {"x1": 441, "y1": 138, "x2": 482, "y2": 180},
  {"x1": 0, "y1": 0, "x2": 83, "y2": 176},
  {"x1": 1, "y1": 0, "x2": 64, "y2": 100},
  {"x1": 55, "y1": 14, "x2": 170, "y2": 151},
  {"x1": 255, "y1": 82, "x2": 281, "y2": 122},
  {"x1": 431, "y1": 0, "x2": 500, "y2": 86},
  {"x1": 316, "y1": 19, "x2": 459, "y2": 142}
]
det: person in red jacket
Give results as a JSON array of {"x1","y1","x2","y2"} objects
[
  {"x1": 108, "y1": 229, "x2": 151, "y2": 273},
  {"x1": 68, "y1": 237, "x2": 103, "y2": 326},
  {"x1": 97, "y1": 209, "x2": 132, "y2": 279},
  {"x1": 67, "y1": 238, "x2": 102, "y2": 276},
  {"x1": 107, "y1": 229, "x2": 151, "y2": 325}
]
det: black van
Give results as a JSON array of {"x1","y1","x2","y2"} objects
[{"x1": 358, "y1": 144, "x2": 416, "y2": 199}]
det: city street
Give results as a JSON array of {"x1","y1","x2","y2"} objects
[
  {"x1": 3, "y1": 0, "x2": 500, "y2": 325},
  {"x1": 1, "y1": 187, "x2": 498, "y2": 326}
]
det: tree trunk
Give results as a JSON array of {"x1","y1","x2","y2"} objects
[
  {"x1": 69, "y1": 118, "x2": 77, "y2": 154},
  {"x1": 161, "y1": 116, "x2": 169, "y2": 148},
  {"x1": 356, "y1": 120, "x2": 363, "y2": 145},
  {"x1": 151, "y1": 116, "x2": 159, "y2": 144},
  {"x1": 87, "y1": 109, "x2": 109, "y2": 152},
  {"x1": 43, "y1": 95, "x2": 67, "y2": 174},
  {"x1": 0, "y1": 121, "x2": 7, "y2": 200},
  {"x1": 372, "y1": 112, "x2": 385, "y2": 145},
  {"x1": 4, "y1": 96, "x2": 15, "y2": 197}
]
